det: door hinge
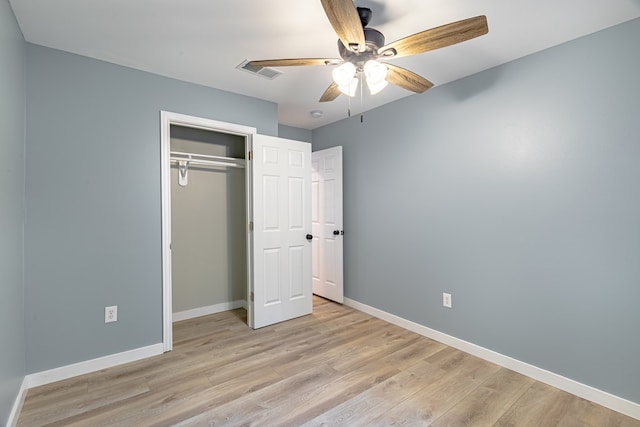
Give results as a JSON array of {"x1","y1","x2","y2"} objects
[
  {"x1": 248, "y1": 151, "x2": 252, "y2": 161},
  {"x1": 249, "y1": 221, "x2": 254, "y2": 231},
  {"x1": 250, "y1": 291, "x2": 254, "y2": 302}
]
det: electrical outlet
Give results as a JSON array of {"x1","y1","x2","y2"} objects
[
  {"x1": 105, "y1": 306, "x2": 118, "y2": 323},
  {"x1": 442, "y1": 293, "x2": 452, "y2": 309}
]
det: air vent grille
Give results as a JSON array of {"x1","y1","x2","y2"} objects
[{"x1": 237, "y1": 60, "x2": 283, "y2": 80}]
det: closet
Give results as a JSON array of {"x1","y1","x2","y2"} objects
[
  {"x1": 169, "y1": 125, "x2": 247, "y2": 323},
  {"x1": 161, "y1": 112, "x2": 313, "y2": 349}
]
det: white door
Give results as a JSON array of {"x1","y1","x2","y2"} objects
[
  {"x1": 311, "y1": 146, "x2": 344, "y2": 303},
  {"x1": 249, "y1": 134, "x2": 313, "y2": 329}
]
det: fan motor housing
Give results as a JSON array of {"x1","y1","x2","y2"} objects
[{"x1": 338, "y1": 27, "x2": 385, "y2": 63}]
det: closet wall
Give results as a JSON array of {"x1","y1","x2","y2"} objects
[{"x1": 170, "y1": 126, "x2": 246, "y2": 315}]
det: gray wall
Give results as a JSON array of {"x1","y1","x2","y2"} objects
[
  {"x1": 313, "y1": 18, "x2": 640, "y2": 404},
  {"x1": 171, "y1": 127, "x2": 246, "y2": 312},
  {"x1": 24, "y1": 44, "x2": 278, "y2": 373},
  {"x1": 0, "y1": 1, "x2": 26, "y2": 423},
  {"x1": 279, "y1": 124, "x2": 312, "y2": 143}
]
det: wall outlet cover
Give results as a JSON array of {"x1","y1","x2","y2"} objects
[
  {"x1": 443, "y1": 293, "x2": 452, "y2": 308},
  {"x1": 105, "y1": 306, "x2": 118, "y2": 323}
]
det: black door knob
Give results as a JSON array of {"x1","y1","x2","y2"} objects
[
  {"x1": 306, "y1": 234, "x2": 313, "y2": 241},
  {"x1": 333, "y1": 230, "x2": 340, "y2": 235}
]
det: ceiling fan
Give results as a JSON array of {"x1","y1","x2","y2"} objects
[{"x1": 248, "y1": 0, "x2": 488, "y2": 102}]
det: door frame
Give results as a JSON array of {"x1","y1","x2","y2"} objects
[{"x1": 160, "y1": 111, "x2": 256, "y2": 352}]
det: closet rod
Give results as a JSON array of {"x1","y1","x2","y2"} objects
[
  {"x1": 170, "y1": 150, "x2": 245, "y2": 169},
  {"x1": 170, "y1": 158, "x2": 245, "y2": 169}
]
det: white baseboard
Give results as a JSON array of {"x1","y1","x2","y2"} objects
[
  {"x1": 7, "y1": 377, "x2": 28, "y2": 427},
  {"x1": 172, "y1": 300, "x2": 246, "y2": 322},
  {"x1": 24, "y1": 343, "x2": 164, "y2": 389},
  {"x1": 343, "y1": 297, "x2": 640, "y2": 421}
]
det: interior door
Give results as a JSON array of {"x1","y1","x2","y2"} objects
[
  {"x1": 311, "y1": 146, "x2": 344, "y2": 303},
  {"x1": 249, "y1": 134, "x2": 312, "y2": 329}
]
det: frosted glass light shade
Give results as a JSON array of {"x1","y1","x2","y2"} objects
[
  {"x1": 364, "y1": 59, "x2": 388, "y2": 95},
  {"x1": 366, "y1": 78, "x2": 388, "y2": 95},
  {"x1": 332, "y1": 62, "x2": 357, "y2": 87},
  {"x1": 364, "y1": 60, "x2": 388, "y2": 95},
  {"x1": 364, "y1": 60, "x2": 387, "y2": 83},
  {"x1": 338, "y1": 78, "x2": 358, "y2": 97}
]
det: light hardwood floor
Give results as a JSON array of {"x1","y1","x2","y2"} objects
[{"x1": 18, "y1": 297, "x2": 639, "y2": 426}]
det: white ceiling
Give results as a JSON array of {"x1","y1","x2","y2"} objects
[{"x1": 10, "y1": 0, "x2": 640, "y2": 129}]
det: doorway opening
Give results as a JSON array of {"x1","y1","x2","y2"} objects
[{"x1": 161, "y1": 111, "x2": 256, "y2": 352}]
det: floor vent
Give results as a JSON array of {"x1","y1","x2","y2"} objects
[{"x1": 236, "y1": 60, "x2": 282, "y2": 80}]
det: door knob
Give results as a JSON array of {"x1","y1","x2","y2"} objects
[
  {"x1": 306, "y1": 234, "x2": 313, "y2": 241},
  {"x1": 333, "y1": 230, "x2": 340, "y2": 235}
]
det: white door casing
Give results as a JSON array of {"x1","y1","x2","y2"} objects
[
  {"x1": 160, "y1": 111, "x2": 256, "y2": 352},
  {"x1": 250, "y1": 134, "x2": 313, "y2": 329},
  {"x1": 311, "y1": 146, "x2": 344, "y2": 303}
]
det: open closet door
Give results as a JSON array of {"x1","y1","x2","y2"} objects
[
  {"x1": 249, "y1": 134, "x2": 312, "y2": 329},
  {"x1": 311, "y1": 146, "x2": 344, "y2": 303}
]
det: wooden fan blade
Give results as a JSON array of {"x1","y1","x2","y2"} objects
[
  {"x1": 320, "y1": 82, "x2": 341, "y2": 102},
  {"x1": 380, "y1": 15, "x2": 488, "y2": 58},
  {"x1": 385, "y1": 63, "x2": 434, "y2": 94},
  {"x1": 248, "y1": 58, "x2": 340, "y2": 67},
  {"x1": 320, "y1": 0, "x2": 366, "y2": 52}
]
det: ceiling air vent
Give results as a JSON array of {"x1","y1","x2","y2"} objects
[{"x1": 237, "y1": 60, "x2": 282, "y2": 80}]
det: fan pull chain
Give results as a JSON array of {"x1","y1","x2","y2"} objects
[{"x1": 360, "y1": 72, "x2": 364, "y2": 123}]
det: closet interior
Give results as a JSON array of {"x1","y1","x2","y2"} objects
[{"x1": 169, "y1": 125, "x2": 247, "y2": 323}]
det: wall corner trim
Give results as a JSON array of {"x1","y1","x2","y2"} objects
[
  {"x1": 343, "y1": 297, "x2": 640, "y2": 421},
  {"x1": 7, "y1": 378, "x2": 28, "y2": 427},
  {"x1": 24, "y1": 343, "x2": 164, "y2": 389}
]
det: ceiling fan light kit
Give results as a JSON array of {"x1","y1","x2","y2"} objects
[
  {"x1": 332, "y1": 59, "x2": 389, "y2": 97},
  {"x1": 248, "y1": 0, "x2": 488, "y2": 106}
]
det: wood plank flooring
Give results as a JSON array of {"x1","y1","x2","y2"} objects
[{"x1": 17, "y1": 297, "x2": 639, "y2": 426}]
